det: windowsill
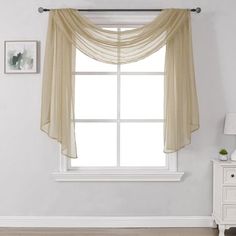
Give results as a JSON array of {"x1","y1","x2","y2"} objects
[{"x1": 52, "y1": 169, "x2": 184, "y2": 182}]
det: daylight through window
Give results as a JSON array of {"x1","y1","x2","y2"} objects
[{"x1": 71, "y1": 27, "x2": 166, "y2": 168}]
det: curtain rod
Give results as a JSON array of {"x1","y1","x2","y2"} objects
[{"x1": 38, "y1": 7, "x2": 201, "y2": 14}]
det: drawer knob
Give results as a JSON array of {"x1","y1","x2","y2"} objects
[{"x1": 231, "y1": 174, "x2": 235, "y2": 178}]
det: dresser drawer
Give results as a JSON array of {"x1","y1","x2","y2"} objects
[
  {"x1": 223, "y1": 187, "x2": 236, "y2": 203},
  {"x1": 223, "y1": 205, "x2": 236, "y2": 221},
  {"x1": 223, "y1": 167, "x2": 236, "y2": 184}
]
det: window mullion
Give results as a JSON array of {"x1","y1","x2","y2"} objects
[{"x1": 117, "y1": 28, "x2": 121, "y2": 167}]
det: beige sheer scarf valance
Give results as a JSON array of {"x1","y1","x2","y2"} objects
[{"x1": 41, "y1": 8, "x2": 199, "y2": 158}]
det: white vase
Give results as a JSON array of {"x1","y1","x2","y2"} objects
[{"x1": 219, "y1": 154, "x2": 228, "y2": 161}]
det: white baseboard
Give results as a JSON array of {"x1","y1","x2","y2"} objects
[{"x1": 0, "y1": 216, "x2": 215, "y2": 228}]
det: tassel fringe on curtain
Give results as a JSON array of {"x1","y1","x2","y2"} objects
[{"x1": 41, "y1": 8, "x2": 199, "y2": 158}]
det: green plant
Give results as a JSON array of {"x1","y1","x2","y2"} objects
[{"x1": 219, "y1": 149, "x2": 228, "y2": 155}]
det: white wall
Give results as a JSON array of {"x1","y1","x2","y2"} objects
[{"x1": 0, "y1": 0, "x2": 235, "y2": 217}]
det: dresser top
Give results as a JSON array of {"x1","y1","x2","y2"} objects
[{"x1": 212, "y1": 159, "x2": 236, "y2": 165}]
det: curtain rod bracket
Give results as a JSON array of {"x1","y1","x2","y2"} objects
[{"x1": 38, "y1": 7, "x2": 201, "y2": 14}]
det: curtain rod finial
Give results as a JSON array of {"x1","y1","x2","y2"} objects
[
  {"x1": 196, "y1": 7, "x2": 201, "y2": 13},
  {"x1": 38, "y1": 7, "x2": 44, "y2": 13}
]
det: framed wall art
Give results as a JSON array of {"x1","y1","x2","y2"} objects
[{"x1": 4, "y1": 40, "x2": 39, "y2": 74}]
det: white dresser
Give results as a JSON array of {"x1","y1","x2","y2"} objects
[{"x1": 213, "y1": 160, "x2": 236, "y2": 236}]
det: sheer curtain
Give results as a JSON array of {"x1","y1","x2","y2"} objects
[{"x1": 41, "y1": 8, "x2": 199, "y2": 158}]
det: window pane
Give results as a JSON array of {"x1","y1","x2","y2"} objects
[
  {"x1": 75, "y1": 75, "x2": 117, "y2": 119},
  {"x1": 121, "y1": 46, "x2": 165, "y2": 72},
  {"x1": 120, "y1": 75, "x2": 164, "y2": 119},
  {"x1": 71, "y1": 123, "x2": 117, "y2": 167},
  {"x1": 76, "y1": 50, "x2": 117, "y2": 72},
  {"x1": 120, "y1": 123, "x2": 166, "y2": 167}
]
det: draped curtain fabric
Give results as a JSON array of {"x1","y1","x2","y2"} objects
[{"x1": 41, "y1": 8, "x2": 199, "y2": 158}]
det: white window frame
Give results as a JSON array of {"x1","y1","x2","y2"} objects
[{"x1": 53, "y1": 13, "x2": 184, "y2": 182}]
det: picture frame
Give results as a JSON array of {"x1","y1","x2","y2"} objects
[{"x1": 4, "y1": 40, "x2": 39, "y2": 74}]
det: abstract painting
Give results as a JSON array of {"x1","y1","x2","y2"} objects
[{"x1": 4, "y1": 41, "x2": 38, "y2": 74}]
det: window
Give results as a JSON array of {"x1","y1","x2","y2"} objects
[{"x1": 54, "y1": 24, "x2": 184, "y2": 182}]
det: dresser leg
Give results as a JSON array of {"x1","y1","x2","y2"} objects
[{"x1": 219, "y1": 224, "x2": 225, "y2": 236}]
